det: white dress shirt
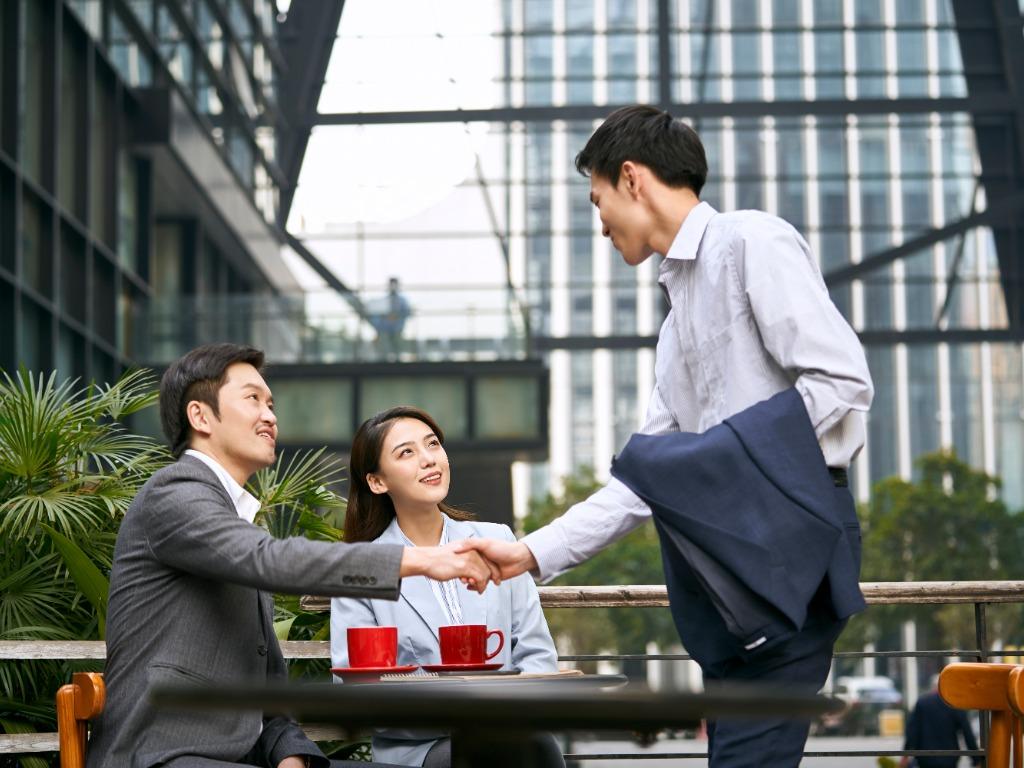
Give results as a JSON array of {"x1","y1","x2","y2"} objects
[
  {"x1": 523, "y1": 202, "x2": 874, "y2": 581},
  {"x1": 184, "y1": 449, "x2": 261, "y2": 524},
  {"x1": 396, "y1": 515, "x2": 464, "y2": 625}
]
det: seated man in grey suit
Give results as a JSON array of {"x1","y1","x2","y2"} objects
[{"x1": 86, "y1": 343, "x2": 495, "y2": 768}]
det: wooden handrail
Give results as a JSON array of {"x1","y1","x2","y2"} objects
[
  {"x1": 4, "y1": 581, "x2": 1023, "y2": 662},
  {"x1": 301, "y1": 580, "x2": 1024, "y2": 613}
]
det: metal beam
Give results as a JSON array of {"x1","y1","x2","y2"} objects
[
  {"x1": 951, "y1": 0, "x2": 1024, "y2": 329},
  {"x1": 312, "y1": 96, "x2": 1015, "y2": 126},
  {"x1": 282, "y1": 231, "x2": 369, "y2": 322},
  {"x1": 276, "y1": 0, "x2": 346, "y2": 228},
  {"x1": 656, "y1": 0, "x2": 672, "y2": 108},
  {"x1": 530, "y1": 327, "x2": 1023, "y2": 351},
  {"x1": 858, "y1": 328, "x2": 1023, "y2": 344},
  {"x1": 824, "y1": 189, "x2": 1024, "y2": 286}
]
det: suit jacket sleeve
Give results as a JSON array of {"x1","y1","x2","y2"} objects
[
  {"x1": 499, "y1": 526, "x2": 559, "y2": 672},
  {"x1": 957, "y1": 708, "x2": 979, "y2": 752},
  {"x1": 903, "y1": 700, "x2": 922, "y2": 750},
  {"x1": 257, "y1": 716, "x2": 327, "y2": 768},
  {"x1": 144, "y1": 469, "x2": 403, "y2": 598}
]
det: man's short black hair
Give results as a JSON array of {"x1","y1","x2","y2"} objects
[
  {"x1": 160, "y1": 343, "x2": 265, "y2": 458},
  {"x1": 575, "y1": 104, "x2": 708, "y2": 194}
]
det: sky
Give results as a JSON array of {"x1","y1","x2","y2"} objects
[{"x1": 278, "y1": 0, "x2": 515, "y2": 338}]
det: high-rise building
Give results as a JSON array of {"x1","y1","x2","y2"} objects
[
  {"x1": 501, "y1": 0, "x2": 1024, "y2": 509},
  {"x1": 0, "y1": 0, "x2": 327, "y2": 381},
  {"x1": 303, "y1": 0, "x2": 1024, "y2": 511}
]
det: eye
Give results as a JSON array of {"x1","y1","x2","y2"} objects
[
  {"x1": 428, "y1": 438, "x2": 440, "y2": 447},
  {"x1": 399, "y1": 448, "x2": 412, "y2": 457}
]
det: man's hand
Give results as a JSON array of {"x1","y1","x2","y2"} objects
[
  {"x1": 400, "y1": 545, "x2": 498, "y2": 593},
  {"x1": 452, "y1": 538, "x2": 537, "y2": 581}
]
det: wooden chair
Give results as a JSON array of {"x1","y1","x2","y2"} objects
[
  {"x1": 55, "y1": 672, "x2": 105, "y2": 768},
  {"x1": 939, "y1": 662, "x2": 1021, "y2": 768}
]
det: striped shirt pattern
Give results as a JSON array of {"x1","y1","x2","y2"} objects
[{"x1": 399, "y1": 516, "x2": 463, "y2": 625}]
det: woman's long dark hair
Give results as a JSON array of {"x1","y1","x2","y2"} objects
[{"x1": 343, "y1": 405, "x2": 474, "y2": 543}]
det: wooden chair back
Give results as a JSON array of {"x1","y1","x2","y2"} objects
[
  {"x1": 939, "y1": 662, "x2": 1021, "y2": 768},
  {"x1": 55, "y1": 672, "x2": 105, "y2": 768}
]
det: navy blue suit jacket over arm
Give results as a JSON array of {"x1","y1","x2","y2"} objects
[{"x1": 610, "y1": 388, "x2": 865, "y2": 668}]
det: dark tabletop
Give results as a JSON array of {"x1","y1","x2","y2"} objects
[{"x1": 150, "y1": 678, "x2": 843, "y2": 732}]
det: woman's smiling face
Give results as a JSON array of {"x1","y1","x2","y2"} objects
[{"x1": 366, "y1": 417, "x2": 451, "y2": 508}]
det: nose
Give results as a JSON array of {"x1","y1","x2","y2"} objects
[
  {"x1": 261, "y1": 405, "x2": 277, "y2": 426},
  {"x1": 421, "y1": 452, "x2": 436, "y2": 468},
  {"x1": 601, "y1": 224, "x2": 610, "y2": 238}
]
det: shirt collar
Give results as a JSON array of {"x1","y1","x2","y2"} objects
[
  {"x1": 397, "y1": 513, "x2": 450, "y2": 547},
  {"x1": 184, "y1": 449, "x2": 261, "y2": 524},
  {"x1": 664, "y1": 201, "x2": 717, "y2": 262}
]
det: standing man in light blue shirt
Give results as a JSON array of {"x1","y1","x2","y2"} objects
[{"x1": 459, "y1": 105, "x2": 874, "y2": 766}]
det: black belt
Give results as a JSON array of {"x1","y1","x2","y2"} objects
[{"x1": 828, "y1": 467, "x2": 849, "y2": 488}]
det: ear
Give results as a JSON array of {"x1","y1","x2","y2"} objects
[
  {"x1": 620, "y1": 161, "x2": 642, "y2": 199},
  {"x1": 186, "y1": 400, "x2": 214, "y2": 438},
  {"x1": 366, "y1": 473, "x2": 389, "y2": 495}
]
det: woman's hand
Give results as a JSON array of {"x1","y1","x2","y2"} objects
[{"x1": 276, "y1": 757, "x2": 308, "y2": 768}]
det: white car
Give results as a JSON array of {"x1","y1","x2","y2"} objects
[
  {"x1": 834, "y1": 675, "x2": 904, "y2": 706},
  {"x1": 818, "y1": 676, "x2": 903, "y2": 735}
]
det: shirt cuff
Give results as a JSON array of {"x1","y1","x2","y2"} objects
[{"x1": 521, "y1": 526, "x2": 572, "y2": 583}]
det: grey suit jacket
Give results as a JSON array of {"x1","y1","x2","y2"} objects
[{"x1": 86, "y1": 455, "x2": 404, "y2": 768}]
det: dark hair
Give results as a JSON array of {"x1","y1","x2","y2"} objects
[
  {"x1": 344, "y1": 406, "x2": 474, "y2": 543},
  {"x1": 159, "y1": 343, "x2": 265, "y2": 458},
  {"x1": 574, "y1": 104, "x2": 708, "y2": 194}
]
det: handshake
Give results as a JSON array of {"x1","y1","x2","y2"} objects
[{"x1": 399, "y1": 538, "x2": 539, "y2": 592}]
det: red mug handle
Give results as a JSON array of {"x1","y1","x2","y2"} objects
[{"x1": 485, "y1": 629, "x2": 505, "y2": 660}]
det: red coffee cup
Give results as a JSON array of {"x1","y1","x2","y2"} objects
[
  {"x1": 347, "y1": 626, "x2": 398, "y2": 668},
  {"x1": 439, "y1": 624, "x2": 505, "y2": 665}
]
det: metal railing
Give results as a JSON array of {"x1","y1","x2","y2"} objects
[
  {"x1": 3, "y1": 581, "x2": 1021, "y2": 760},
  {"x1": 311, "y1": 581, "x2": 1020, "y2": 763},
  {"x1": 132, "y1": 287, "x2": 530, "y2": 364}
]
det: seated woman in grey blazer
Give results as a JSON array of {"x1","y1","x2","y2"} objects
[{"x1": 330, "y1": 406, "x2": 563, "y2": 768}]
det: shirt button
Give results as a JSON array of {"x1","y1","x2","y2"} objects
[{"x1": 257, "y1": 645, "x2": 268, "y2": 656}]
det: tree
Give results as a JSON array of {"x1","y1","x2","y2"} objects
[
  {"x1": 521, "y1": 468, "x2": 678, "y2": 656},
  {"x1": 840, "y1": 450, "x2": 1024, "y2": 658}
]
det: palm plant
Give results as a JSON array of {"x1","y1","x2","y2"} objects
[
  {"x1": 0, "y1": 367, "x2": 355, "y2": 763},
  {"x1": 0, "y1": 368, "x2": 170, "y2": 765},
  {"x1": 250, "y1": 448, "x2": 348, "y2": 656}
]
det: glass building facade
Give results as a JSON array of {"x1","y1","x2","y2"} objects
[
  {"x1": 299, "y1": 0, "x2": 1024, "y2": 512},
  {"x1": 512, "y1": 0, "x2": 1022, "y2": 508},
  {"x1": 0, "y1": 0, "x2": 297, "y2": 383}
]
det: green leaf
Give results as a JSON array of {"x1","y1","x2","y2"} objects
[
  {"x1": 273, "y1": 616, "x2": 296, "y2": 641},
  {"x1": 41, "y1": 525, "x2": 109, "y2": 639}
]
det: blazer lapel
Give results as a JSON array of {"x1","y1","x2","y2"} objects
[
  {"x1": 378, "y1": 518, "x2": 448, "y2": 640},
  {"x1": 449, "y1": 521, "x2": 487, "y2": 626}
]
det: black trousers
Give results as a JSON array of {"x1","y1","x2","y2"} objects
[{"x1": 702, "y1": 614, "x2": 845, "y2": 768}]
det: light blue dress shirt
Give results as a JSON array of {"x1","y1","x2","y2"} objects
[
  {"x1": 331, "y1": 515, "x2": 558, "y2": 766},
  {"x1": 523, "y1": 202, "x2": 874, "y2": 581}
]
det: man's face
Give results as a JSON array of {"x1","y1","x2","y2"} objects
[
  {"x1": 201, "y1": 362, "x2": 277, "y2": 476},
  {"x1": 590, "y1": 171, "x2": 654, "y2": 266}
]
